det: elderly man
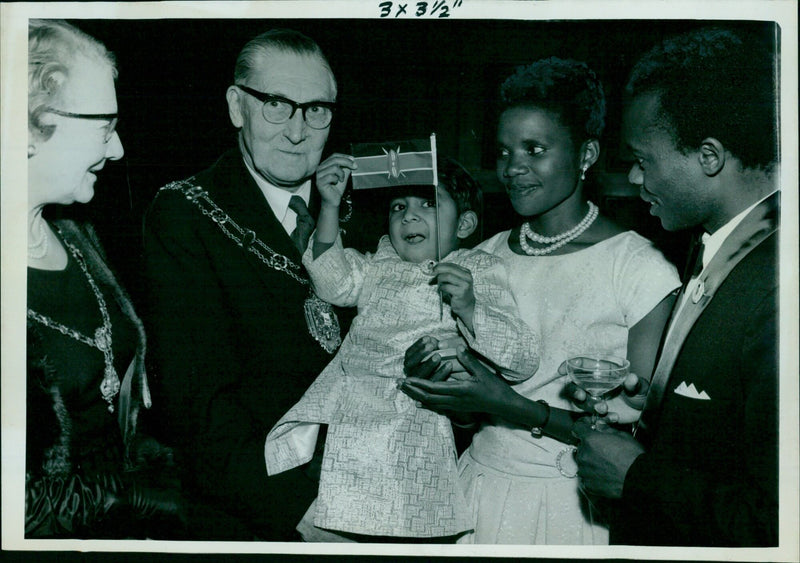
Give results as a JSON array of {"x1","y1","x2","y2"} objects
[
  {"x1": 573, "y1": 27, "x2": 779, "y2": 546},
  {"x1": 143, "y1": 29, "x2": 342, "y2": 540}
]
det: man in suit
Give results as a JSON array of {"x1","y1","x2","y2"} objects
[
  {"x1": 573, "y1": 27, "x2": 779, "y2": 546},
  {"x1": 143, "y1": 29, "x2": 343, "y2": 540}
]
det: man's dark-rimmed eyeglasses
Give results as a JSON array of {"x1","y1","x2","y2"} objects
[
  {"x1": 43, "y1": 108, "x2": 119, "y2": 143},
  {"x1": 235, "y1": 85, "x2": 335, "y2": 130}
]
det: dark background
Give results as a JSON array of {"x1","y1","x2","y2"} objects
[{"x1": 55, "y1": 18, "x2": 778, "y2": 302}]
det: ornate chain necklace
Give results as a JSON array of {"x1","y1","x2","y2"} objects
[
  {"x1": 27, "y1": 235, "x2": 120, "y2": 412},
  {"x1": 161, "y1": 178, "x2": 342, "y2": 353},
  {"x1": 163, "y1": 179, "x2": 309, "y2": 284},
  {"x1": 28, "y1": 219, "x2": 49, "y2": 260},
  {"x1": 519, "y1": 201, "x2": 599, "y2": 256}
]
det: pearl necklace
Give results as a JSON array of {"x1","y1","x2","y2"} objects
[
  {"x1": 28, "y1": 219, "x2": 49, "y2": 260},
  {"x1": 27, "y1": 234, "x2": 120, "y2": 412},
  {"x1": 518, "y1": 201, "x2": 599, "y2": 256}
]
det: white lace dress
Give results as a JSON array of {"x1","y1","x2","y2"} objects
[
  {"x1": 265, "y1": 235, "x2": 540, "y2": 538},
  {"x1": 457, "y1": 230, "x2": 680, "y2": 545}
]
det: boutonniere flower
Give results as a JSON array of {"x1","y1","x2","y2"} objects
[{"x1": 691, "y1": 279, "x2": 706, "y2": 304}]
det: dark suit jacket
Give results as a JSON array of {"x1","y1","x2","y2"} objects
[
  {"x1": 143, "y1": 149, "x2": 336, "y2": 540},
  {"x1": 614, "y1": 192, "x2": 779, "y2": 546}
]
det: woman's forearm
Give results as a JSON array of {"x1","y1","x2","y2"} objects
[{"x1": 499, "y1": 390, "x2": 584, "y2": 445}]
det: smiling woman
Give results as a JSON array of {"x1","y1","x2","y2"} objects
[
  {"x1": 25, "y1": 19, "x2": 184, "y2": 539},
  {"x1": 398, "y1": 57, "x2": 681, "y2": 545}
]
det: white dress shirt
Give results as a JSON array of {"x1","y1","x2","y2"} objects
[
  {"x1": 671, "y1": 191, "x2": 778, "y2": 327},
  {"x1": 243, "y1": 157, "x2": 312, "y2": 236}
]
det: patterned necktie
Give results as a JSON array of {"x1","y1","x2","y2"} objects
[{"x1": 289, "y1": 195, "x2": 315, "y2": 254}]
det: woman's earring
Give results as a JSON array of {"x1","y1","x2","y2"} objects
[
  {"x1": 580, "y1": 166, "x2": 587, "y2": 181},
  {"x1": 28, "y1": 145, "x2": 37, "y2": 158}
]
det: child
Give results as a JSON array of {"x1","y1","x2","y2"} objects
[{"x1": 265, "y1": 154, "x2": 540, "y2": 541}]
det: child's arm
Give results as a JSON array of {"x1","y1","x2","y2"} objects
[
  {"x1": 456, "y1": 256, "x2": 540, "y2": 382},
  {"x1": 304, "y1": 155, "x2": 370, "y2": 308},
  {"x1": 433, "y1": 262, "x2": 477, "y2": 333},
  {"x1": 313, "y1": 154, "x2": 357, "y2": 259}
]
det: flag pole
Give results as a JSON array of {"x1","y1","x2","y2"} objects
[{"x1": 430, "y1": 133, "x2": 443, "y2": 321}]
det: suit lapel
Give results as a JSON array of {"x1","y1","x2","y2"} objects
[
  {"x1": 211, "y1": 152, "x2": 304, "y2": 262},
  {"x1": 637, "y1": 192, "x2": 779, "y2": 440}
]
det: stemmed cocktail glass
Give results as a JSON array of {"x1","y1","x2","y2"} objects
[{"x1": 566, "y1": 354, "x2": 630, "y2": 429}]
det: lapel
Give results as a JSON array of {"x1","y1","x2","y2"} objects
[
  {"x1": 207, "y1": 150, "x2": 303, "y2": 264},
  {"x1": 637, "y1": 192, "x2": 779, "y2": 440}
]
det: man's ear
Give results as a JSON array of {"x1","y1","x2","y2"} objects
[
  {"x1": 456, "y1": 210, "x2": 479, "y2": 239},
  {"x1": 226, "y1": 86, "x2": 244, "y2": 129},
  {"x1": 698, "y1": 137, "x2": 726, "y2": 177}
]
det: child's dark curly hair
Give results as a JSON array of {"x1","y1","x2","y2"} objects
[
  {"x1": 437, "y1": 157, "x2": 483, "y2": 218},
  {"x1": 396, "y1": 157, "x2": 483, "y2": 218},
  {"x1": 499, "y1": 57, "x2": 606, "y2": 146}
]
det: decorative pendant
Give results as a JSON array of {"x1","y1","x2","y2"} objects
[
  {"x1": 304, "y1": 293, "x2": 342, "y2": 354},
  {"x1": 29, "y1": 234, "x2": 122, "y2": 415},
  {"x1": 100, "y1": 365, "x2": 121, "y2": 412}
]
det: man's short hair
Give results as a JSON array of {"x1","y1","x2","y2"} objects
[
  {"x1": 499, "y1": 57, "x2": 606, "y2": 147},
  {"x1": 28, "y1": 19, "x2": 117, "y2": 142},
  {"x1": 626, "y1": 27, "x2": 777, "y2": 171},
  {"x1": 233, "y1": 28, "x2": 335, "y2": 92}
]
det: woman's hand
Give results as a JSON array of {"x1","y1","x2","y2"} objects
[
  {"x1": 398, "y1": 346, "x2": 518, "y2": 416},
  {"x1": 403, "y1": 336, "x2": 452, "y2": 382},
  {"x1": 315, "y1": 153, "x2": 357, "y2": 208},
  {"x1": 432, "y1": 263, "x2": 476, "y2": 333}
]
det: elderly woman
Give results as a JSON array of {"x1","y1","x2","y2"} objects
[
  {"x1": 25, "y1": 19, "x2": 180, "y2": 538},
  {"x1": 400, "y1": 58, "x2": 681, "y2": 544}
]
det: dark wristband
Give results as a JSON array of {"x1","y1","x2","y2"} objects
[{"x1": 530, "y1": 399, "x2": 550, "y2": 438}]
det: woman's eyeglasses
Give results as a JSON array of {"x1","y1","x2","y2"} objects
[{"x1": 43, "y1": 108, "x2": 119, "y2": 143}]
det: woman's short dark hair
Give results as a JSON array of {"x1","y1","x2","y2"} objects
[
  {"x1": 499, "y1": 57, "x2": 606, "y2": 146},
  {"x1": 626, "y1": 27, "x2": 777, "y2": 171}
]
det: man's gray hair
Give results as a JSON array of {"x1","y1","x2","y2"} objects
[{"x1": 233, "y1": 28, "x2": 335, "y2": 92}]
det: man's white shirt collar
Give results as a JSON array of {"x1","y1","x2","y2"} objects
[
  {"x1": 671, "y1": 190, "x2": 777, "y2": 320},
  {"x1": 700, "y1": 190, "x2": 778, "y2": 272},
  {"x1": 243, "y1": 157, "x2": 311, "y2": 235}
]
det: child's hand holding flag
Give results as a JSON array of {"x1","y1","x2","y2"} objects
[{"x1": 316, "y1": 153, "x2": 357, "y2": 208}]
